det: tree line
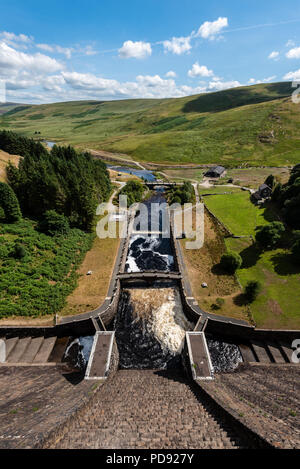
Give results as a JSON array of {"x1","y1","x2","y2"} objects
[{"x1": 0, "y1": 130, "x2": 111, "y2": 232}]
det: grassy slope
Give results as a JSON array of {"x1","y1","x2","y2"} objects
[
  {"x1": 0, "y1": 149, "x2": 20, "y2": 182},
  {"x1": 1, "y1": 82, "x2": 299, "y2": 167},
  {"x1": 201, "y1": 190, "x2": 300, "y2": 328}
]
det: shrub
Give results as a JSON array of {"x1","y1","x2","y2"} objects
[
  {"x1": 220, "y1": 251, "x2": 242, "y2": 274},
  {"x1": 244, "y1": 281, "x2": 262, "y2": 303},
  {"x1": 13, "y1": 243, "x2": 26, "y2": 259},
  {"x1": 0, "y1": 182, "x2": 22, "y2": 222},
  {"x1": 255, "y1": 222, "x2": 285, "y2": 249},
  {"x1": 38, "y1": 210, "x2": 70, "y2": 236}
]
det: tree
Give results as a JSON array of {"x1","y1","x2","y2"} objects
[
  {"x1": 244, "y1": 281, "x2": 262, "y2": 303},
  {"x1": 255, "y1": 222, "x2": 285, "y2": 249},
  {"x1": 0, "y1": 182, "x2": 22, "y2": 222},
  {"x1": 13, "y1": 243, "x2": 26, "y2": 259},
  {"x1": 291, "y1": 239, "x2": 300, "y2": 264},
  {"x1": 38, "y1": 210, "x2": 69, "y2": 236},
  {"x1": 265, "y1": 174, "x2": 275, "y2": 189},
  {"x1": 220, "y1": 251, "x2": 242, "y2": 274}
]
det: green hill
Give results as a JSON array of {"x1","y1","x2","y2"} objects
[{"x1": 1, "y1": 82, "x2": 299, "y2": 167}]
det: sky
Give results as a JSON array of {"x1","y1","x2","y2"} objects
[{"x1": 1, "y1": 0, "x2": 300, "y2": 103}]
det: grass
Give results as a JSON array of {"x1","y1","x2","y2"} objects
[
  {"x1": 203, "y1": 191, "x2": 278, "y2": 236},
  {"x1": 59, "y1": 224, "x2": 122, "y2": 316},
  {"x1": 226, "y1": 238, "x2": 300, "y2": 329},
  {"x1": 180, "y1": 210, "x2": 249, "y2": 322},
  {"x1": 0, "y1": 218, "x2": 94, "y2": 318},
  {"x1": 201, "y1": 190, "x2": 300, "y2": 329},
  {"x1": 1, "y1": 82, "x2": 299, "y2": 167}
]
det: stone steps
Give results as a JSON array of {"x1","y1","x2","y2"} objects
[
  {"x1": 49, "y1": 369, "x2": 249, "y2": 449},
  {"x1": 1, "y1": 336, "x2": 58, "y2": 364},
  {"x1": 240, "y1": 340, "x2": 292, "y2": 364}
]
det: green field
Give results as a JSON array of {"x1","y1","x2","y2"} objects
[
  {"x1": 203, "y1": 191, "x2": 300, "y2": 328},
  {"x1": 0, "y1": 218, "x2": 94, "y2": 318},
  {"x1": 226, "y1": 238, "x2": 300, "y2": 329},
  {"x1": 203, "y1": 191, "x2": 278, "y2": 236},
  {"x1": 1, "y1": 82, "x2": 300, "y2": 167}
]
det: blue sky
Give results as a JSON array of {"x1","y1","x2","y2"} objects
[{"x1": 1, "y1": 0, "x2": 300, "y2": 103}]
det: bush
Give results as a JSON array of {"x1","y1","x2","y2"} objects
[
  {"x1": 39, "y1": 210, "x2": 70, "y2": 236},
  {"x1": 220, "y1": 251, "x2": 242, "y2": 274},
  {"x1": 0, "y1": 182, "x2": 22, "y2": 222},
  {"x1": 255, "y1": 222, "x2": 285, "y2": 249},
  {"x1": 13, "y1": 243, "x2": 26, "y2": 259},
  {"x1": 244, "y1": 281, "x2": 262, "y2": 303},
  {"x1": 291, "y1": 239, "x2": 300, "y2": 264}
]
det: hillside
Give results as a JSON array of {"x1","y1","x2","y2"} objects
[
  {"x1": 0, "y1": 149, "x2": 20, "y2": 182},
  {"x1": 0, "y1": 82, "x2": 299, "y2": 167}
]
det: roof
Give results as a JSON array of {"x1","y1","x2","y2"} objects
[
  {"x1": 259, "y1": 183, "x2": 272, "y2": 192},
  {"x1": 204, "y1": 165, "x2": 226, "y2": 175}
]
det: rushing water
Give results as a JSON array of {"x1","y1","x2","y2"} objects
[
  {"x1": 207, "y1": 338, "x2": 243, "y2": 373},
  {"x1": 115, "y1": 288, "x2": 193, "y2": 369},
  {"x1": 62, "y1": 335, "x2": 94, "y2": 371},
  {"x1": 125, "y1": 191, "x2": 175, "y2": 273}
]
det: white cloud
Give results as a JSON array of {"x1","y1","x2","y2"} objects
[
  {"x1": 188, "y1": 62, "x2": 214, "y2": 78},
  {"x1": 165, "y1": 70, "x2": 176, "y2": 78},
  {"x1": 208, "y1": 80, "x2": 241, "y2": 91},
  {"x1": 268, "y1": 51, "x2": 279, "y2": 60},
  {"x1": 248, "y1": 76, "x2": 277, "y2": 85},
  {"x1": 36, "y1": 43, "x2": 54, "y2": 52},
  {"x1": 286, "y1": 40, "x2": 296, "y2": 47},
  {"x1": 196, "y1": 17, "x2": 228, "y2": 40},
  {"x1": 286, "y1": 47, "x2": 300, "y2": 59},
  {"x1": 283, "y1": 69, "x2": 300, "y2": 81},
  {"x1": 162, "y1": 36, "x2": 192, "y2": 55},
  {"x1": 118, "y1": 40, "x2": 152, "y2": 59},
  {"x1": 0, "y1": 31, "x2": 33, "y2": 46},
  {"x1": 0, "y1": 42, "x2": 63, "y2": 74}
]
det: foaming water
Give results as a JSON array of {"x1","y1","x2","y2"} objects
[
  {"x1": 207, "y1": 338, "x2": 243, "y2": 373},
  {"x1": 126, "y1": 235, "x2": 174, "y2": 272},
  {"x1": 115, "y1": 287, "x2": 194, "y2": 369}
]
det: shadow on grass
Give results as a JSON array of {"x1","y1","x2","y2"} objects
[
  {"x1": 239, "y1": 243, "x2": 262, "y2": 268},
  {"x1": 211, "y1": 263, "x2": 232, "y2": 276},
  {"x1": 270, "y1": 252, "x2": 300, "y2": 275},
  {"x1": 233, "y1": 293, "x2": 250, "y2": 307}
]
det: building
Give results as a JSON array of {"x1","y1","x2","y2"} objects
[
  {"x1": 204, "y1": 166, "x2": 226, "y2": 178},
  {"x1": 252, "y1": 183, "x2": 272, "y2": 204}
]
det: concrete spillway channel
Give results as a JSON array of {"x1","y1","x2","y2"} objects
[{"x1": 0, "y1": 185, "x2": 299, "y2": 449}]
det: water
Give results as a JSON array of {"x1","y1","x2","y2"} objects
[
  {"x1": 207, "y1": 338, "x2": 243, "y2": 373},
  {"x1": 115, "y1": 288, "x2": 193, "y2": 369},
  {"x1": 44, "y1": 140, "x2": 56, "y2": 148},
  {"x1": 62, "y1": 335, "x2": 94, "y2": 371},
  {"x1": 108, "y1": 165, "x2": 156, "y2": 181},
  {"x1": 125, "y1": 191, "x2": 174, "y2": 272}
]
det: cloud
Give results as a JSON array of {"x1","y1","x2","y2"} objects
[
  {"x1": 165, "y1": 70, "x2": 176, "y2": 78},
  {"x1": 268, "y1": 51, "x2": 279, "y2": 60},
  {"x1": 162, "y1": 36, "x2": 192, "y2": 55},
  {"x1": 188, "y1": 62, "x2": 214, "y2": 78},
  {"x1": 118, "y1": 40, "x2": 152, "y2": 59},
  {"x1": 0, "y1": 31, "x2": 33, "y2": 48},
  {"x1": 0, "y1": 42, "x2": 63, "y2": 74},
  {"x1": 283, "y1": 69, "x2": 300, "y2": 81},
  {"x1": 286, "y1": 47, "x2": 300, "y2": 59},
  {"x1": 286, "y1": 40, "x2": 296, "y2": 47},
  {"x1": 208, "y1": 80, "x2": 241, "y2": 91},
  {"x1": 196, "y1": 17, "x2": 228, "y2": 40},
  {"x1": 248, "y1": 76, "x2": 277, "y2": 85}
]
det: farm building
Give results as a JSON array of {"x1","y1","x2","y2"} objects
[
  {"x1": 204, "y1": 166, "x2": 226, "y2": 178},
  {"x1": 252, "y1": 183, "x2": 272, "y2": 204}
]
